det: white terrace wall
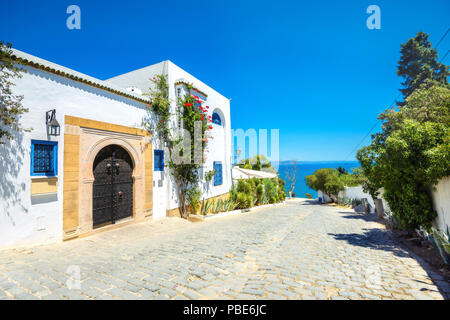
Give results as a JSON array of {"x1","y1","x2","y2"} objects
[
  {"x1": 335, "y1": 180, "x2": 449, "y2": 233},
  {"x1": 430, "y1": 176, "x2": 450, "y2": 234},
  {"x1": 338, "y1": 186, "x2": 375, "y2": 212}
]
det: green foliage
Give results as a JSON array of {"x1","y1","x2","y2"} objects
[
  {"x1": 427, "y1": 227, "x2": 450, "y2": 264},
  {"x1": 256, "y1": 184, "x2": 264, "y2": 205},
  {"x1": 222, "y1": 199, "x2": 237, "y2": 212},
  {"x1": 143, "y1": 75, "x2": 213, "y2": 218},
  {"x1": 337, "y1": 197, "x2": 352, "y2": 207},
  {"x1": 214, "y1": 199, "x2": 224, "y2": 213},
  {"x1": 277, "y1": 178, "x2": 286, "y2": 201},
  {"x1": 263, "y1": 178, "x2": 277, "y2": 203},
  {"x1": 357, "y1": 82, "x2": 450, "y2": 231},
  {"x1": 356, "y1": 31, "x2": 450, "y2": 230},
  {"x1": 186, "y1": 188, "x2": 201, "y2": 215},
  {"x1": 200, "y1": 198, "x2": 213, "y2": 216},
  {"x1": 337, "y1": 166, "x2": 348, "y2": 175},
  {"x1": 204, "y1": 169, "x2": 216, "y2": 182},
  {"x1": 338, "y1": 169, "x2": 364, "y2": 187},
  {"x1": 305, "y1": 193, "x2": 312, "y2": 199},
  {"x1": 305, "y1": 168, "x2": 345, "y2": 199},
  {"x1": 230, "y1": 177, "x2": 285, "y2": 209},
  {"x1": 237, "y1": 155, "x2": 277, "y2": 173},
  {"x1": 0, "y1": 41, "x2": 30, "y2": 143},
  {"x1": 397, "y1": 32, "x2": 449, "y2": 102}
]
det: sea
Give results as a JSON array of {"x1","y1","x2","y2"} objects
[{"x1": 275, "y1": 161, "x2": 360, "y2": 198}]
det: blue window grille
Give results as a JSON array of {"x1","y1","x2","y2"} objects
[
  {"x1": 213, "y1": 161, "x2": 223, "y2": 186},
  {"x1": 154, "y1": 150, "x2": 164, "y2": 171},
  {"x1": 212, "y1": 112, "x2": 222, "y2": 126},
  {"x1": 31, "y1": 140, "x2": 58, "y2": 176}
]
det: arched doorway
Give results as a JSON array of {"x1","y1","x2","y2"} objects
[{"x1": 93, "y1": 145, "x2": 134, "y2": 227}]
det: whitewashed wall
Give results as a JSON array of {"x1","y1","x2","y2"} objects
[
  {"x1": 339, "y1": 186, "x2": 375, "y2": 211},
  {"x1": 0, "y1": 65, "x2": 148, "y2": 249},
  {"x1": 106, "y1": 60, "x2": 232, "y2": 211},
  {"x1": 166, "y1": 61, "x2": 232, "y2": 210},
  {"x1": 430, "y1": 176, "x2": 450, "y2": 234},
  {"x1": 317, "y1": 190, "x2": 332, "y2": 203}
]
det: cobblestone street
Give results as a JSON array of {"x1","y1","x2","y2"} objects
[{"x1": 0, "y1": 199, "x2": 448, "y2": 300}]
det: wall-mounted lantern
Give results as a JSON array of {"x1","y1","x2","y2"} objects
[{"x1": 46, "y1": 109, "x2": 60, "y2": 136}]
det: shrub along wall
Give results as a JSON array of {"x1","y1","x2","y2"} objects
[{"x1": 231, "y1": 177, "x2": 286, "y2": 210}]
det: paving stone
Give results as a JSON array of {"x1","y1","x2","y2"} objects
[
  {"x1": 159, "y1": 287, "x2": 177, "y2": 297},
  {"x1": 0, "y1": 200, "x2": 445, "y2": 301},
  {"x1": 107, "y1": 288, "x2": 138, "y2": 300},
  {"x1": 184, "y1": 289, "x2": 200, "y2": 300}
]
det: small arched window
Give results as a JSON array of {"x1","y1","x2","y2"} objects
[{"x1": 212, "y1": 112, "x2": 222, "y2": 126}]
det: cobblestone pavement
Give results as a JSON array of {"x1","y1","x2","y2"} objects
[{"x1": 0, "y1": 199, "x2": 448, "y2": 300}]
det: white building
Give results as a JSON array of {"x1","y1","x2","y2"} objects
[{"x1": 0, "y1": 49, "x2": 232, "y2": 249}]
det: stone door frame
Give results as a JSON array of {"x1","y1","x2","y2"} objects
[{"x1": 63, "y1": 116, "x2": 153, "y2": 240}]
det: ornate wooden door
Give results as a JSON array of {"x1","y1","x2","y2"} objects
[{"x1": 93, "y1": 145, "x2": 133, "y2": 227}]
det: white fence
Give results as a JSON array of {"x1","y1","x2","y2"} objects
[
  {"x1": 430, "y1": 176, "x2": 450, "y2": 234},
  {"x1": 318, "y1": 178, "x2": 449, "y2": 234}
]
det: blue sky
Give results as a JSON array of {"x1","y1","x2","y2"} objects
[{"x1": 1, "y1": 0, "x2": 449, "y2": 161}]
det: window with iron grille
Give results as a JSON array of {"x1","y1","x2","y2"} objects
[
  {"x1": 154, "y1": 150, "x2": 164, "y2": 171},
  {"x1": 31, "y1": 140, "x2": 58, "y2": 176},
  {"x1": 213, "y1": 161, "x2": 223, "y2": 186}
]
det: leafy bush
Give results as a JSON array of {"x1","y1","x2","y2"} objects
[
  {"x1": 305, "y1": 193, "x2": 313, "y2": 199},
  {"x1": 256, "y1": 184, "x2": 264, "y2": 205},
  {"x1": 358, "y1": 83, "x2": 449, "y2": 230},
  {"x1": 230, "y1": 177, "x2": 285, "y2": 209},
  {"x1": 305, "y1": 168, "x2": 345, "y2": 200},
  {"x1": 186, "y1": 188, "x2": 201, "y2": 214}
]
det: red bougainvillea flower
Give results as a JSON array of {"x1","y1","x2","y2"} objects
[
  {"x1": 209, "y1": 126, "x2": 213, "y2": 129},
  {"x1": 185, "y1": 103, "x2": 193, "y2": 107},
  {"x1": 196, "y1": 100, "x2": 202, "y2": 104},
  {"x1": 203, "y1": 138, "x2": 207, "y2": 142},
  {"x1": 206, "y1": 106, "x2": 209, "y2": 109}
]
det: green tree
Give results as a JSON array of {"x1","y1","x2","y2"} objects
[
  {"x1": 0, "y1": 41, "x2": 29, "y2": 143},
  {"x1": 358, "y1": 82, "x2": 450, "y2": 230},
  {"x1": 305, "y1": 168, "x2": 344, "y2": 200},
  {"x1": 337, "y1": 166, "x2": 348, "y2": 175},
  {"x1": 237, "y1": 155, "x2": 276, "y2": 173},
  {"x1": 397, "y1": 31, "x2": 449, "y2": 102}
]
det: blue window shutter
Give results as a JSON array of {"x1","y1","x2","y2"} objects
[
  {"x1": 213, "y1": 161, "x2": 223, "y2": 186},
  {"x1": 154, "y1": 150, "x2": 164, "y2": 171},
  {"x1": 31, "y1": 140, "x2": 58, "y2": 176},
  {"x1": 212, "y1": 112, "x2": 222, "y2": 126}
]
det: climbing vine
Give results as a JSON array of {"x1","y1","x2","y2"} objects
[
  {"x1": 144, "y1": 74, "x2": 214, "y2": 218},
  {"x1": 0, "y1": 41, "x2": 30, "y2": 143}
]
